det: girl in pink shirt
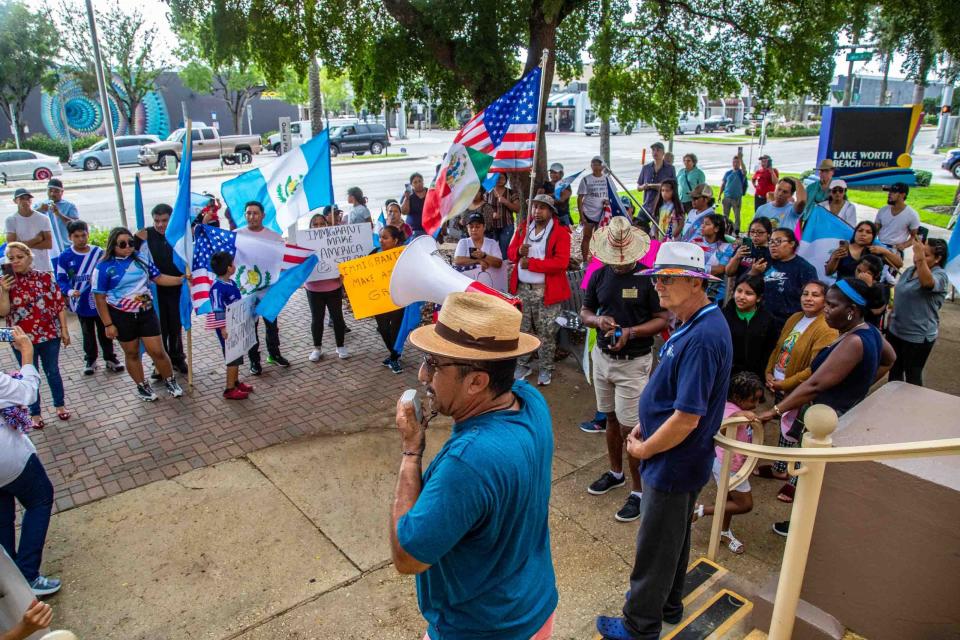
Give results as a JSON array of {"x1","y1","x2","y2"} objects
[{"x1": 692, "y1": 371, "x2": 764, "y2": 554}]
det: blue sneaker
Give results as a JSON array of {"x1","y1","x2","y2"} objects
[
  {"x1": 596, "y1": 616, "x2": 634, "y2": 640},
  {"x1": 30, "y1": 575, "x2": 61, "y2": 596},
  {"x1": 579, "y1": 419, "x2": 606, "y2": 433}
]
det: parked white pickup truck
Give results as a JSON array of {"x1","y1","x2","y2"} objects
[{"x1": 138, "y1": 125, "x2": 262, "y2": 170}]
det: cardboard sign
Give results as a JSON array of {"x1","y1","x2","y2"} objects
[
  {"x1": 298, "y1": 224, "x2": 374, "y2": 281},
  {"x1": 339, "y1": 247, "x2": 403, "y2": 319},
  {"x1": 224, "y1": 296, "x2": 258, "y2": 363},
  {"x1": 0, "y1": 548, "x2": 46, "y2": 640}
]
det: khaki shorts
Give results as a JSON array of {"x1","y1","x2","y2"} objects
[{"x1": 592, "y1": 347, "x2": 651, "y2": 428}]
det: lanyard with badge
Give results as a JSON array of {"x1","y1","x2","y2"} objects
[{"x1": 658, "y1": 303, "x2": 717, "y2": 359}]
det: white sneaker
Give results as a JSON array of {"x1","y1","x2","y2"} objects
[
  {"x1": 537, "y1": 370, "x2": 552, "y2": 386},
  {"x1": 336, "y1": 346, "x2": 350, "y2": 359},
  {"x1": 309, "y1": 349, "x2": 322, "y2": 362}
]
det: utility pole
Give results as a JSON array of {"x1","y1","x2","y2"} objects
[
  {"x1": 85, "y1": 0, "x2": 126, "y2": 227},
  {"x1": 842, "y1": 35, "x2": 860, "y2": 107},
  {"x1": 936, "y1": 54, "x2": 955, "y2": 150}
]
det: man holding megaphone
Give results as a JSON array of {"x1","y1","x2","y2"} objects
[{"x1": 507, "y1": 195, "x2": 572, "y2": 387}]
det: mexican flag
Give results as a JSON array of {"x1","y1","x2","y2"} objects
[{"x1": 421, "y1": 144, "x2": 494, "y2": 237}]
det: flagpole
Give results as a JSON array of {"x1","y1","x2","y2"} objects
[
  {"x1": 184, "y1": 118, "x2": 194, "y2": 390},
  {"x1": 523, "y1": 48, "x2": 551, "y2": 236},
  {"x1": 604, "y1": 165, "x2": 665, "y2": 237}
]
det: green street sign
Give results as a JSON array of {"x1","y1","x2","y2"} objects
[{"x1": 847, "y1": 51, "x2": 873, "y2": 62}]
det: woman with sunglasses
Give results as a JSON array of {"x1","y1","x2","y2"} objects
[
  {"x1": 825, "y1": 220, "x2": 902, "y2": 280},
  {"x1": 92, "y1": 228, "x2": 186, "y2": 402},
  {"x1": 824, "y1": 180, "x2": 857, "y2": 227}
]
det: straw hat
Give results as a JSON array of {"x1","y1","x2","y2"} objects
[
  {"x1": 409, "y1": 292, "x2": 540, "y2": 361},
  {"x1": 818, "y1": 158, "x2": 835, "y2": 171},
  {"x1": 690, "y1": 183, "x2": 713, "y2": 200},
  {"x1": 640, "y1": 241, "x2": 720, "y2": 281},
  {"x1": 589, "y1": 217, "x2": 651, "y2": 266}
]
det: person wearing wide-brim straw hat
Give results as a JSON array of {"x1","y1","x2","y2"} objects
[
  {"x1": 581, "y1": 217, "x2": 668, "y2": 524},
  {"x1": 391, "y1": 292, "x2": 559, "y2": 640},
  {"x1": 802, "y1": 157, "x2": 836, "y2": 221},
  {"x1": 596, "y1": 241, "x2": 732, "y2": 640}
]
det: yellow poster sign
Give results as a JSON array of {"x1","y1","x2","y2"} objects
[{"x1": 338, "y1": 247, "x2": 404, "y2": 319}]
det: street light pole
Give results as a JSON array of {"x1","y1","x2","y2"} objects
[{"x1": 85, "y1": 0, "x2": 127, "y2": 227}]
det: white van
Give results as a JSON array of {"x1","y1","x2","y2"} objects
[
  {"x1": 676, "y1": 113, "x2": 705, "y2": 135},
  {"x1": 268, "y1": 120, "x2": 312, "y2": 155}
]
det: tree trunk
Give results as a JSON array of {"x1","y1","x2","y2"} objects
[
  {"x1": 879, "y1": 51, "x2": 891, "y2": 106},
  {"x1": 912, "y1": 82, "x2": 926, "y2": 105},
  {"x1": 309, "y1": 56, "x2": 324, "y2": 135},
  {"x1": 600, "y1": 118, "x2": 611, "y2": 166}
]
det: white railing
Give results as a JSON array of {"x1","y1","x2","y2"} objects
[{"x1": 710, "y1": 404, "x2": 960, "y2": 640}]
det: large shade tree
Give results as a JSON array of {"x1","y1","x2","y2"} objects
[{"x1": 0, "y1": 0, "x2": 58, "y2": 139}]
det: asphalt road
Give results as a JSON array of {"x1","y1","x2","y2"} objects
[{"x1": 14, "y1": 127, "x2": 954, "y2": 231}]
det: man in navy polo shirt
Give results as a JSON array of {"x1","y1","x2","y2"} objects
[{"x1": 596, "y1": 242, "x2": 733, "y2": 640}]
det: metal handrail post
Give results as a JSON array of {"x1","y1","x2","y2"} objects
[{"x1": 768, "y1": 405, "x2": 838, "y2": 640}]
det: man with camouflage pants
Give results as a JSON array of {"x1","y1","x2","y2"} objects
[{"x1": 507, "y1": 194, "x2": 572, "y2": 386}]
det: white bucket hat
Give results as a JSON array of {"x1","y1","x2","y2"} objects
[{"x1": 640, "y1": 241, "x2": 720, "y2": 281}]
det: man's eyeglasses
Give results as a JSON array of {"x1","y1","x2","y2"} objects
[
  {"x1": 651, "y1": 275, "x2": 686, "y2": 285},
  {"x1": 421, "y1": 355, "x2": 472, "y2": 375}
]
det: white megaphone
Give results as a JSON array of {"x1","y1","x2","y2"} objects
[{"x1": 390, "y1": 235, "x2": 521, "y2": 308}]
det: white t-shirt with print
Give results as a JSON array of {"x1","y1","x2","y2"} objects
[{"x1": 576, "y1": 174, "x2": 609, "y2": 222}]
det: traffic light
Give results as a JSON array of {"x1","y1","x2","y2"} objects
[{"x1": 942, "y1": 105, "x2": 952, "y2": 114}]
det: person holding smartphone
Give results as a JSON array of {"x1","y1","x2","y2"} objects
[
  {"x1": 0, "y1": 243, "x2": 70, "y2": 429},
  {"x1": 454, "y1": 212, "x2": 506, "y2": 292}
]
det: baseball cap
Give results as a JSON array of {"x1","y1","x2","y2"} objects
[
  {"x1": 651, "y1": 142, "x2": 665, "y2": 151},
  {"x1": 591, "y1": 155, "x2": 604, "y2": 164},
  {"x1": 883, "y1": 182, "x2": 909, "y2": 196},
  {"x1": 549, "y1": 162, "x2": 564, "y2": 172},
  {"x1": 466, "y1": 211, "x2": 485, "y2": 225},
  {"x1": 47, "y1": 178, "x2": 64, "y2": 190},
  {"x1": 828, "y1": 179, "x2": 847, "y2": 191},
  {"x1": 12, "y1": 188, "x2": 32, "y2": 200}
]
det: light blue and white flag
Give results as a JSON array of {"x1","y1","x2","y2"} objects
[
  {"x1": 221, "y1": 129, "x2": 335, "y2": 234},
  {"x1": 134, "y1": 173, "x2": 145, "y2": 231},
  {"x1": 796, "y1": 205, "x2": 854, "y2": 284},
  {"x1": 946, "y1": 217, "x2": 960, "y2": 290},
  {"x1": 165, "y1": 129, "x2": 194, "y2": 331},
  {"x1": 556, "y1": 169, "x2": 584, "y2": 200}
]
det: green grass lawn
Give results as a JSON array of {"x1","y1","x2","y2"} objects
[
  {"x1": 571, "y1": 182, "x2": 957, "y2": 230},
  {"x1": 685, "y1": 136, "x2": 754, "y2": 144}
]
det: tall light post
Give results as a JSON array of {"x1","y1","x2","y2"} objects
[{"x1": 85, "y1": 0, "x2": 127, "y2": 227}]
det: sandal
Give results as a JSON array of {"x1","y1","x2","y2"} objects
[
  {"x1": 691, "y1": 504, "x2": 705, "y2": 523},
  {"x1": 595, "y1": 616, "x2": 634, "y2": 640},
  {"x1": 753, "y1": 464, "x2": 788, "y2": 480},
  {"x1": 721, "y1": 530, "x2": 745, "y2": 555},
  {"x1": 777, "y1": 483, "x2": 795, "y2": 503},
  {"x1": 57, "y1": 408, "x2": 70, "y2": 421},
  {"x1": 32, "y1": 417, "x2": 45, "y2": 431}
]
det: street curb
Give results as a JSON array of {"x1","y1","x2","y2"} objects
[
  {"x1": 683, "y1": 136, "x2": 819, "y2": 146},
  {"x1": 0, "y1": 154, "x2": 428, "y2": 196}
]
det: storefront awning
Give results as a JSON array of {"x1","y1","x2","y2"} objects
[{"x1": 547, "y1": 93, "x2": 577, "y2": 107}]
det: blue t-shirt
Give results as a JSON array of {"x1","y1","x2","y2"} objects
[
  {"x1": 397, "y1": 381, "x2": 558, "y2": 640},
  {"x1": 36, "y1": 199, "x2": 79, "y2": 254},
  {"x1": 721, "y1": 169, "x2": 748, "y2": 198},
  {"x1": 638, "y1": 304, "x2": 733, "y2": 493},
  {"x1": 762, "y1": 256, "x2": 818, "y2": 328},
  {"x1": 756, "y1": 202, "x2": 799, "y2": 232},
  {"x1": 55, "y1": 245, "x2": 103, "y2": 317},
  {"x1": 92, "y1": 253, "x2": 160, "y2": 311}
]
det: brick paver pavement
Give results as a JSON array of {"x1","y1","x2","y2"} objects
[{"x1": 0, "y1": 291, "x2": 423, "y2": 513}]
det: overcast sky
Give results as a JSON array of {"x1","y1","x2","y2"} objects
[{"x1": 29, "y1": 0, "x2": 948, "y2": 85}]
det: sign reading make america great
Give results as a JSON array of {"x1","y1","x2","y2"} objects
[{"x1": 816, "y1": 105, "x2": 924, "y2": 186}]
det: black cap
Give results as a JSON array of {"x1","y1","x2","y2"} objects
[
  {"x1": 883, "y1": 182, "x2": 909, "y2": 196},
  {"x1": 47, "y1": 178, "x2": 64, "y2": 190},
  {"x1": 12, "y1": 188, "x2": 32, "y2": 200},
  {"x1": 466, "y1": 212, "x2": 485, "y2": 225}
]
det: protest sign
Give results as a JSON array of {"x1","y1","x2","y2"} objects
[
  {"x1": 339, "y1": 247, "x2": 403, "y2": 319},
  {"x1": 297, "y1": 223, "x2": 374, "y2": 281},
  {"x1": 224, "y1": 296, "x2": 258, "y2": 363}
]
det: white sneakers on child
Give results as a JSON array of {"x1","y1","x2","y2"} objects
[{"x1": 308, "y1": 349, "x2": 322, "y2": 362}]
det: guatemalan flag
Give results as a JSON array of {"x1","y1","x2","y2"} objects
[
  {"x1": 796, "y1": 205, "x2": 855, "y2": 283},
  {"x1": 221, "y1": 129, "x2": 335, "y2": 234},
  {"x1": 190, "y1": 224, "x2": 316, "y2": 320},
  {"x1": 422, "y1": 67, "x2": 542, "y2": 236},
  {"x1": 946, "y1": 215, "x2": 960, "y2": 290}
]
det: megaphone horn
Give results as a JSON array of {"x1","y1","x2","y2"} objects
[{"x1": 389, "y1": 235, "x2": 520, "y2": 308}]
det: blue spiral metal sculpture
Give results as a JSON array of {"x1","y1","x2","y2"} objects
[{"x1": 41, "y1": 76, "x2": 170, "y2": 141}]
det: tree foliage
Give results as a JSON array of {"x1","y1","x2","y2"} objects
[
  {"x1": 872, "y1": 0, "x2": 960, "y2": 93},
  {"x1": 56, "y1": 0, "x2": 167, "y2": 130},
  {"x1": 0, "y1": 0, "x2": 58, "y2": 137}
]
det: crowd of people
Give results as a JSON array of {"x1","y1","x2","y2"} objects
[{"x1": 0, "y1": 142, "x2": 954, "y2": 639}]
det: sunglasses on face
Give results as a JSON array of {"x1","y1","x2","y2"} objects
[
  {"x1": 116, "y1": 240, "x2": 133, "y2": 249},
  {"x1": 831, "y1": 188, "x2": 845, "y2": 193}
]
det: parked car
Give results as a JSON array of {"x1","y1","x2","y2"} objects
[
  {"x1": 68, "y1": 135, "x2": 160, "y2": 171},
  {"x1": 675, "y1": 113, "x2": 705, "y2": 135},
  {"x1": 0, "y1": 150, "x2": 63, "y2": 183},
  {"x1": 703, "y1": 115, "x2": 736, "y2": 133},
  {"x1": 328, "y1": 123, "x2": 390, "y2": 156},
  {"x1": 941, "y1": 149, "x2": 960, "y2": 179},
  {"x1": 584, "y1": 118, "x2": 622, "y2": 136},
  {"x1": 268, "y1": 120, "x2": 312, "y2": 155},
  {"x1": 138, "y1": 125, "x2": 262, "y2": 171}
]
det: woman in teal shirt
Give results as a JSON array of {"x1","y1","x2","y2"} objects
[{"x1": 678, "y1": 153, "x2": 706, "y2": 212}]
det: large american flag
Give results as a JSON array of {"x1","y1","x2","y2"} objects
[
  {"x1": 191, "y1": 224, "x2": 314, "y2": 315},
  {"x1": 453, "y1": 67, "x2": 542, "y2": 172}
]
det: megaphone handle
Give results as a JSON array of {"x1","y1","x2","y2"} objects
[{"x1": 466, "y1": 280, "x2": 522, "y2": 309}]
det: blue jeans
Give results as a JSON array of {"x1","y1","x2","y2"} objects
[
  {"x1": 13, "y1": 339, "x2": 64, "y2": 416},
  {"x1": 0, "y1": 454, "x2": 54, "y2": 582}
]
